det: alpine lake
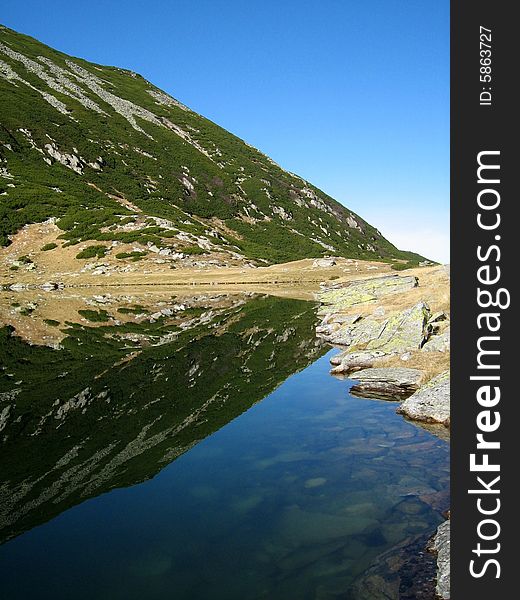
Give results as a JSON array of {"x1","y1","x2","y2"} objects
[{"x1": 0, "y1": 289, "x2": 449, "y2": 599}]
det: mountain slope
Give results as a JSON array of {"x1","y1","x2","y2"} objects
[{"x1": 0, "y1": 25, "x2": 424, "y2": 269}]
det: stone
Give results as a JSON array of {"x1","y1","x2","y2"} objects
[
  {"x1": 397, "y1": 371, "x2": 450, "y2": 426},
  {"x1": 430, "y1": 519, "x2": 450, "y2": 599},
  {"x1": 316, "y1": 313, "x2": 364, "y2": 344},
  {"x1": 350, "y1": 367, "x2": 423, "y2": 400},
  {"x1": 320, "y1": 302, "x2": 431, "y2": 355},
  {"x1": 322, "y1": 317, "x2": 384, "y2": 347},
  {"x1": 422, "y1": 327, "x2": 450, "y2": 353},
  {"x1": 330, "y1": 350, "x2": 386, "y2": 374},
  {"x1": 366, "y1": 302, "x2": 432, "y2": 353},
  {"x1": 319, "y1": 274, "x2": 418, "y2": 309},
  {"x1": 349, "y1": 530, "x2": 439, "y2": 600},
  {"x1": 7, "y1": 283, "x2": 27, "y2": 291},
  {"x1": 331, "y1": 313, "x2": 362, "y2": 325},
  {"x1": 44, "y1": 142, "x2": 85, "y2": 174},
  {"x1": 329, "y1": 351, "x2": 346, "y2": 366},
  {"x1": 313, "y1": 257, "x2": 336, "y2": 267},
  {"x1": 304, "y1": 477, "x2": 327, "y2": 488}
]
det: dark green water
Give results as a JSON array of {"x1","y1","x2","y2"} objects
[{"x1": 0, "y1": 293, "x2": 449, "y2": 599}]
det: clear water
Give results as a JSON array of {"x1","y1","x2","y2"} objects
[{"x1": 0, "y1": 295, "x2": 449, "y2": 599}]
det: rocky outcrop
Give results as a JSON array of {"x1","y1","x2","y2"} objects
[
  {"x1": 430, "y1": 520, "x2": 450, "y2": 599},
  {"x1": 319, "y1": 274, "x2": 418, "y2": 309},
  {"x1": 398, "y1": 371, "x2": 450, "y2": 427},
  {"x1": 316, "y1": 272, "x2": 451, "y2": 418},
  {"x1": 318, "y1": 302, "x2": 431, "y2": 356},
  {"x1": 350, "y1": 367, "x2": 423, "y2": 400}
]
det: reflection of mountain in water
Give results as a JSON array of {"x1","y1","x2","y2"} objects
[{"x1": 0, "y1": 294, "x2": 324, "y2": 544}]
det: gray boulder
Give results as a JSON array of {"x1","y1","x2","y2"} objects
[
  {"x1": 422, "y1": 327, "x2": 450, "y2": 353},
  {"x1": 316, "y1": 313, "x2": 362, "y2": 340},
  {"x1": 313, "y1": 257, "x2": 337, "y2": 267},
  {"x1": 398, "y1": 371, "x2": 450, "y2": 426},
  {"x1": 329, "y1": 351, "x2": 345, "y2": 366}
]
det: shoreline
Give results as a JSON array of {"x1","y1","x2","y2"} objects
[{"x1": 315, "y1": 266, "x2": 451, "y2": 599}]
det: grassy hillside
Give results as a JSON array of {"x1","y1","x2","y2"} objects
[{"x1": 0, "y1": 25, "x2": 425, "y2": 267}]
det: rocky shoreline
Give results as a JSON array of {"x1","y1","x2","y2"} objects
[{"x1": 315, "y1": 268, "x2": 451, "y2": 599}]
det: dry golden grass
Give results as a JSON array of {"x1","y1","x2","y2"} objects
[
  {"x1": 377, "y1": 350, "x2": 450, "y2": 384},
  {"x1": 334, "y1": 265, "x2": 450, "y2": 319},
  {"x1": 0, "y1": 221, "x2": 401, "y2": 289}
]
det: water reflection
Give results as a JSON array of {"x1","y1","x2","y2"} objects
[
  {"x1": 0, "y1": 291, "x2": 449, "y2": 599},
  {"x1": 0, "y1": 292, "x2": 324, "y2": 545}
]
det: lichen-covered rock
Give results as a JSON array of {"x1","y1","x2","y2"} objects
[
  {"x1": 422, "y1": 327, "x2": 450, "y2": 353},
  {"x1": 366, "y1": 302, "x2": 431, "y2": 353},
  {"x1": 318, "y1": 315, "x2": 385, "y2": 347},
  {"x1": 319, "y1": 274, "x2": 418, "y2": 308},
  {"x1": 350, "y1": 367, "x2": 423, "y2": 400},
  {"x1": 431, "y1": 520, "x2": 450, "y2": 599},
  {"x1": 319, "y1": 302, "x2": 431, "y2": 355},
  {"x1": 327, "y1": 317, "x2": 387, "y2": 348},
  {"x1": 398, "y1": 371, "x2": 450, "y2": 426}
]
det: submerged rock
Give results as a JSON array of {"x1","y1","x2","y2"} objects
[
  {"x1": 397, "y1": 371, "x2": 450, "y2": 427},
  {"x1": 349, "y1": 530, "x2": 439, "y2": 600},
  {"x1": 350, "y1": 368, "x2": 423, "y2": 401}
]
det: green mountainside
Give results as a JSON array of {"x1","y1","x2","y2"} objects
[{"x1": 0, "y1": 25, "x2": 424, "y2": 266}]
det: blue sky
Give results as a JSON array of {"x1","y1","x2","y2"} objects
[{"x1": 2, "y1": 0, "x2": 449, "y2": 262}]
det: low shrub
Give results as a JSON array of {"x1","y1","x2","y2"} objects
[
  {"x1": 76, "y1": 245, "x2": 108, "y2": 259},
  {"x1": 41, "y1": 243, "x2": 58, "y2": 251}
]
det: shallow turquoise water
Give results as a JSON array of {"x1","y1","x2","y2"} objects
[{"x1": 0, "y1": 349, "x2": 449, "y2": 599}]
